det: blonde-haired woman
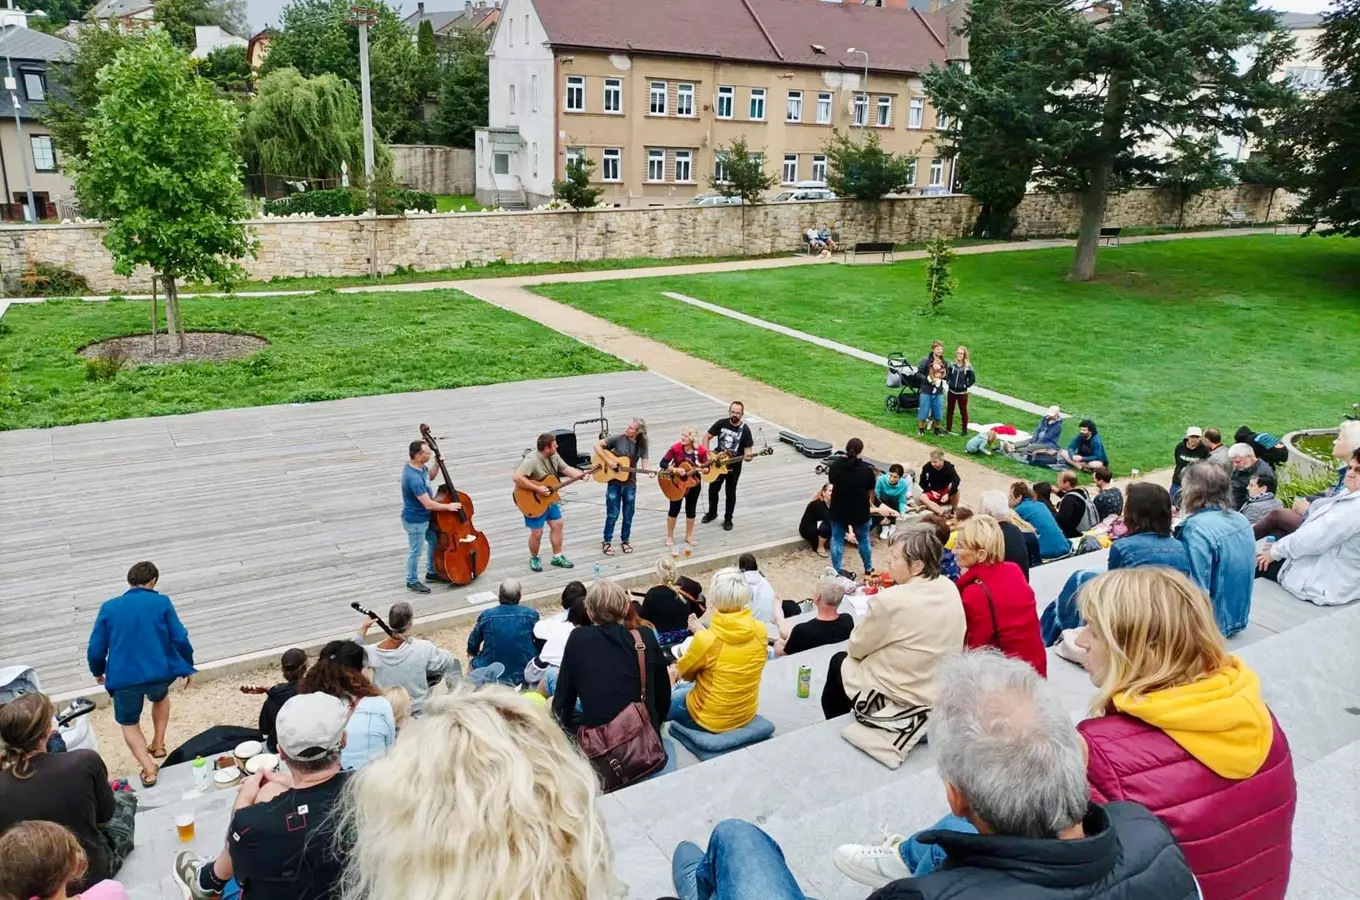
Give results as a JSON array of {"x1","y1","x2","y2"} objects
[
  {"x1": 945, "y1": 345, "x2": 976, "y2": 435},
  {"x1": 670, "y1": 569, "x2": 767, "y2": 733},
  {"x1": 338, "y1": 688, "x2": 624, "y2": 900},
  {"x1": 597, "y1": 417, "x2": 649, "y2": 556},
  {"x1": 1075, "y1": 567, "x2": 1295, "y2": 900},
  {"x1": 953, "y1": 516, "x2": 1045, "y2": 675},
  {"x1": 554, "y1": 580, "x2": 672, "y2": 735},
  {"x1": 659, "y1": 425, "x2": 710, "y2": 555},
  {"x1": 641, "y1": 555, "x2": 691, "y2": 650}
]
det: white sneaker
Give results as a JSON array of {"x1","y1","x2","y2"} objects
[
  {"x1": 1055, "y1": 628, "x2": 1088, "y2": 666},
  {"x1": 832, "y1": 832, "x2": 911, "y2": 888}
]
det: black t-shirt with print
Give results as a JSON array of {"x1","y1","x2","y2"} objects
[
  {"x1": 707, "y1": 418, "x2": 754, "y2": 466},
  {"x1": 228, "y1": 772, "x2": 351, "y2": 900}
]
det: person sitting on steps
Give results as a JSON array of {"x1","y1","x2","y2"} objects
[
  {"x1": 1053, "y1": 471, "x2": 1100, "y2": 540},
  {"x1": 1092, "y1": 467, "x2": 1123, "y2": 519},
  {"x1": 872, "y1": 464, "x2": 912, "y2": 538},
  {"x1": 773, "y1": 575, "x2": 853, "y2": 657},
  {"x1": 1239, "y1": 470, "x2": 1283, "y2": 525}
]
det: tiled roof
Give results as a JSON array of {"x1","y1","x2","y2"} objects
[
  {"x1": 1275, "y1": 11, "x2": 1322, "y2": 29},
  {"x1": 404, "y1": 5, "x2": 498, "y2": 33},
  {"x1": 0, "y1": 25, "x2": 75, "y2": 62},
  {"x1": 533, "y1": 0, "x2": 947, "y2": 76}
]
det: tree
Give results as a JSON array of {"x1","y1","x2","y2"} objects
[
  {"x1": 924, "y1": 236, "x2": 957, "y2": 314},
  {"x1": 1235, "y1": 128, "x2": 1293, "y2": 224},
  {"x1": 72, "y1": 33, "x2": 256, "y2": 354},
  {"x1": 823, "y1": 130, "x2": 916, "y2": 201},
  {"x1": 553, "y1": 157, "x2": 604, "y2": 210},
  {"x1": 198, "y1": 44, "x2": 252, "y2": 93},
  {"x1": 710, "y1": 137, "x2": 776, "y2": 255},
  {"x1": 368, "y1": 13, "x2": 426, "y2": 142},
  {"x1": 261, "y1": 0, "x2": 360, "y2": 84},
  {"x1": 155, "y1": 0, "x2": 248, "y2": 51},
  {"x1": 416, "y1": 19, "x2": 439, "y2": 96},
  {"x1": 22, "y1": 0, "x2": 96, "y2": 30},
  {"x1": 430, "y1": 29, "x2": 490, "y2": 147},
  {"x1": 1158, "y1": 135, "x2": 1233, "y2": 229},
  {"x1": 243, "y1": 68, "x2": 366, "y2": 180},
  {"x1": 43, "y1": 27, "x2": 141, "y2": 165},
  {"x1": 1278, "y1": 0, "x2": 1360, "y2": 235},
  {"x1": 929, "y1": 0, "x2": 1295, "y2": 280}
]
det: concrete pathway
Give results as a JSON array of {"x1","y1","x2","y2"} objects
[{"x1": 662, "y1": 290, "x2": 1051, "y2": 417}]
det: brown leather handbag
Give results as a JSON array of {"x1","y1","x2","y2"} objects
[{"x1": 576, "y1": 629, "x2": 668, "y2": 793}]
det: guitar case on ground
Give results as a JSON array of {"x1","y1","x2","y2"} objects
[{"x1": 779, "y1": 430, "x2": 833, "y2": 459}]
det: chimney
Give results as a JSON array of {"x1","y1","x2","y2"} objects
[{"x1": 417, "y1": 1, "x2": 424, "y2": 14}]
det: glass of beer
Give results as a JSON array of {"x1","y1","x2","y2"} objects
[{"x1": 175, "y1": 812, "x2": 196, "y2": 843}]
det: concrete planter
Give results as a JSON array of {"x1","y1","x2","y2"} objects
[{"x1": 1282, "y1": 428, "x2": 1339, "y2": 477}]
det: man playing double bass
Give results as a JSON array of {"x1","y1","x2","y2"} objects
[
  {"x1": 513, "y1": 433, "x2": 584, "y2": 573},
  {"x1": 401, "y1": 440, "x2": 464, "y2": 594}
]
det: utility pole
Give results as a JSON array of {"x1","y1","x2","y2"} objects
[
  {"x1": 847, "y1": 47, "x2": 869, "y2": 144},
  {"x1": 347, "y1": 6, "x2": 379, "y2": 276},
  {"x1": 5, "y1": 56, "x2": 37, "y2": 223}
]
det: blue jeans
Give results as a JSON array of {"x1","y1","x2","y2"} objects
[
  {"x1": 603, "y1": 481, "x2": 637, "y2": 543},
  {"x1": 918, "y1": 392, "x2": 944, "y2": 423},
  {"x1": 672, "y1": 819, "x2": 806, "y2": 900},
  {"x1": 669, "y1": 682, "x2": 706, "y2": 731},
  {"x1": 403, "y1": 518, "x2": 437, "y2": 583},
  {"x1": 830, "y1": 520, "x2": 872, "y2": 574},
  {"x1": 1039, "y1": 569, "x2": 1099, "y2": 645},
  {"x1": 898, "y1": 815, "x2": 978, "y2": 876}
]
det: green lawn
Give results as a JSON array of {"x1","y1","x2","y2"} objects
[
  {"x1": 434, "y1": 193, "x2": 484, "y2": 212},
  {"x1": 535, "y1": 235, "x2": 1360, "y2": 476},
  {"x1": 0, "y1": 290, "x2": 629, "y2": 430}
]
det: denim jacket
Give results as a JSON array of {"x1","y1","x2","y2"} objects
[
  {"x1": 1108, "y1": 532, "x2": 1192, "y2": 577},
  {"x1": 1177, "y1": 507, "x2": 1256, "y2": 637},
  {"x1": 467, "y1": 603, "x2": 539, "y2": 683}
]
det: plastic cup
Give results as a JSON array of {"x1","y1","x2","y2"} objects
[{"x1": 175, "y1": 812, "x2": 195, "y2": 843}]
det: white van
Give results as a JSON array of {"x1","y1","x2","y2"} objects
[{"x1": 772, "y1": 182, "x2": 836, "y2": 202}]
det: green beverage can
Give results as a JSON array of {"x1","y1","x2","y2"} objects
[{"x1": 797, "y1": 666, "x2": 811, "y2": 699}]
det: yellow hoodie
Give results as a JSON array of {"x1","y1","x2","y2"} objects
[
  {"x1": 1113, "y1": 655, "x2": 1273, "y2": 780},
  {"x1": 675, "y1": 608, "x2": 768, "y2": 733}
]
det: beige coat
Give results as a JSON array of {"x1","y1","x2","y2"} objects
[{"x1": 840, "y1": 576, "x2": 966, "y2": 710}]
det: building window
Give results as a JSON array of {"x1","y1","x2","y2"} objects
[
  {"x1": 675, "y1": 149, "x2": 693, "y2": 182},
  {"x1": 676, "y1": 82, "x2": 695, "y2": 117},
  {"x1": 937, "y1": 113, "x2": 953, "y2": 131},
  {"x1": 30, "y1": 135, "x2": 56, "y2": 172},
  {"x1": 602, "y1": 148, "x2": 621, "y2": 181},
  {"x1": 782, "y1": 153, "x2": 798, "y2": 184},
  {"x1": 905, "y1": 157, "x2": 918, "y2": 185},
  {"x1": 523, "y1": 13, "x2": 529, "y2": 39},
  {"x1": 929, "y1": 157, "x2": 944, "y2": 186},
  {"x1": 531, "y1": 142, "x2": 538, "y2": 177},
  {"x1": 649, "y1": 81, "x2": 667, "y2": 115},
  {"x1": 786, "y1": 90, "x2": 802, "y2": 123},
  {"x1": 566, "y1": 146, "x2": 584, "y2": 170},
  {"x1": 816, "y1": 92, "x2": 832, "y2": 124},
  {"x1": 646, "y1": 148, "x2": 666, "y2": 182},
  {"x1": 507, "y1": 18, "x2": 514, "y2": 45},
  {"x1": 508, "y1": 83, "x2": 516, "y2": 114},
  {"x1": 565, "y1": 75, "x2": 584, "y2": 112},
  {"x1": 1286, "y1": 66, "x2": 1327, "y2": 89},
  {"x1": 811, "y1": 154, "x2": 827, "y2": 183},
  {"x1": 876, "y1": 95, "x2": 891, "y2": 126},
  {"x1": 908, "y1": 98, "x2": 923, "y2": 129},
  {"x1": 714, "y1": 151, "x2": 730, "y2": 184},
  {"x1": 531, "y1": 73, "x2": 538, "y2": 111},
  {"x1": 749, "y1": 87, "x2": 765, "y2": 121},
  {"x1": 716, "y1": 85, "x2": 734, "y2": 119},
  {"x1": 493, "y1": 152, "x2": 510, "y2": 175},
  {"x1": 22, "y1": 71, "x2": 44, "y2": 102},
  {"x1": 852, "y1": 94, "x2": 866, "y2": 126}
]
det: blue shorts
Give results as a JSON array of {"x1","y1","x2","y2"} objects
[
  {"x1": 523, "y1": 502, "x2": 563, "y2": 530},
  {"x1": 111, "y1": 681, "x2": 172, "y2": 726}
]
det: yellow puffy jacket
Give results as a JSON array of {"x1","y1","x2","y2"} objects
[{"x1": 675, "y1": 608, "x2": 768, "y2": 732}]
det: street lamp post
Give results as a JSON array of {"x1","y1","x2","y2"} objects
[
  {"x1": 5, "y1": 56, "x2": 37, "y2": 223},
  {"x1": 347, "y1": 5, "x2": 379, "y2": 277},
  {"x1": 847, "y1": 47, "x2": 869, "y2": 144}
]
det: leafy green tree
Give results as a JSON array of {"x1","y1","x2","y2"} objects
[
  {"x1": 23, "y1": 0, "x2": 95, "y2": 29},
  {"x1": 43, "y1": 27, "x2": 141, "y2": 165},
  {"x1": 243, "y1": 68, "x2": 365, "y2": 180},
  {"x1": 1158, "y1": 135, "x2": 1233, "y2": 228},
  {"x1": 553, "y1": 157, "x2": 604, "y2": 209},
  {"x1": 198, "y1": 44, "x2": 252, "y2": 93},
  {"x1": 416, "y1": 19, "x2": 439, "y2": 95},
  {"x1": 261, "y1": 0, "x2": 359, "y2": 83},
  {"x1": 924, "y1": 236, "x2": 957, "y2": 314},
  {"x1": 1278, "y1": 0, "x2": 1360, "y2": 235},
  {"x1": 1235, "y1": 127, "x2": 1294, "y2": 224},
  {"x1": 155, "y1": 0, "x2": 248, "y2": 51},
  {"x1": 430, "y1": 28, "x2": 490, "y2": 147},
  {"x1": 72, "y1": 33, "x2": 255, "y2": 354},
  {"x1": 710, "y1": 137, "x2": 776, "y2": 254},
  {"x1": 927, "y1": 0, "x2": 1295, "y2": 280},
  {"x1": 369, "y1": 13, "x2": 426, "y2": 141},
  {"x1": 823, "y1": 130, "x2": 916, "y2": 201}
]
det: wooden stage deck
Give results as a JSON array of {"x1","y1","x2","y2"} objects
[{"x1": 0, "y1": 371, "x2": 826, "y2": 695}]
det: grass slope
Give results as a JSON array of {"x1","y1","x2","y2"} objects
[
  {"x1": 0, "y1": 290, "x2": 628, "y2": 431},
  {"x1": 536, "y1": 235, "x2": 1360, "y2": 475}
]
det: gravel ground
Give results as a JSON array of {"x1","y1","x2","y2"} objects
[{"x1": 79, "y1": 332, "x2": 268, "y2": 367}]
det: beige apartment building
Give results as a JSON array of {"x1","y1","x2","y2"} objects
[{"x1": 475, "y1": 0, "x2": 958, "y2": 208}]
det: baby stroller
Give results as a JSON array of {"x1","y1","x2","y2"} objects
[
  {"x1": 884, "y1": 353, "x2": 920, "y2": 413},
  {"x1": 0, "y1": 665, "x2": 99, "y2": 753}
]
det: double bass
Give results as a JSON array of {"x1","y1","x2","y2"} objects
[{"x1": 419, "y1": 424, "x2": 491, "y2": 584}]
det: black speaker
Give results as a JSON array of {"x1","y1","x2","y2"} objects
[{"x1": 551, "y1": 428, "x2": 590, "y2": 467}]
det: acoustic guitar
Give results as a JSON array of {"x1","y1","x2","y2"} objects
[
  {"x1": 592, "y1": 449, "x2": 658, "y2": 484},
  {"x1": 701, "y1": 446, "x2": 775, "y2": 483},
  {"x1": 514, "y1": 465, "x2": 601, "y2": 517},
  {"x1": 657, "y1": 460, "x2": 708, "y2": 501}
]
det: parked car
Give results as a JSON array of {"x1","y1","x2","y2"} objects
[
  {"x1": 689, "y1": 193, "x2": 744, "y2": 206},
  {"x1": 772, "y1": 183, "x2": 836, "y2": 202}
]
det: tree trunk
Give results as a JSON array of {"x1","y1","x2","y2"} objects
[
  {"x1": 740, "y1": 202, "x2": 747, "y2": 257},
  {"x1": 1070, "y1": 157, "x2": 1113, "y2": 282},
  {"x1": 165, "y1": 274, "x2": 186, "y2": 355},
  {"x1": 1177, "y1": 195, "x2": 1186, "y2": 230},
  {"x1": 1264, "y1": 189, "x2": 1275, "y2": 224}
]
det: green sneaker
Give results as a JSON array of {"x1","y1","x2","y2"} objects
[
  {"x1": 528, "y1": 556, "x2": 543, "y2": 573},
  {"x1": 551, "y1": 554, "x2": 574, "y2": 569}
]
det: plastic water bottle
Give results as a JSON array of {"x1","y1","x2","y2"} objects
[
  {"x1": 592, "y1": 562, "x2": 604, "y2": 582},
  {"x1": 1265, "y1": 536, "x2": 1277, "y2": 544},
  {"x1": 192, "y1": 756, "x2": 211, "y2": 792}
]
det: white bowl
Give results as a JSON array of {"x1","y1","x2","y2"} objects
[
  {"x1": 233, "y1": 740, "x2": 263, "y2": 759},
  {"x1": 245, "y1": 753, "x2": 278, "y2": 774},
  {"x1": 213, "y1": 766, "x2": 241, "y2": 785}
]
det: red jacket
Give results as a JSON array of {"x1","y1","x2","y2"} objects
[
  {"x1": 955, "y1": 562, "x2": 1046, "y2": 677},
  {"x1": 1080, "y1": 711, "x2": 1296, "y2": 900}
]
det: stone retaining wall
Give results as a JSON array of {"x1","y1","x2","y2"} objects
[{"x1": 0, "y1": 186, "x2": 1293, "y2": 293}]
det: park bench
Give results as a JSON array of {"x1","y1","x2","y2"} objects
[
  {"x1": 800, "y1": 231, "x2": 839, "y2": 255},
  {"x1": 1221, "y1": 209, "x2": 1250, "y2": 226},
  {"x1": 846, "y1": 241, "x2": 895, "y2": 264},
  {"x1": 1098, "y1": 226, "x2": 1122, "y2": 246}
]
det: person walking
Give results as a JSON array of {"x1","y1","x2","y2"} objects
[
  {"x1": 86, "y1": 561, "x2": 195, "y2": 788},
  {"x1": 827, "y1": 438, "x2": 877, "y2": 577}
]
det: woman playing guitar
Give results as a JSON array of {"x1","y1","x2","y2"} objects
[{"x1": 658, "y1": 426, "x2": 709, "y2": 556}]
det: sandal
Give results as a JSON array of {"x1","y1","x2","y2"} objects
[
  {"x1": 139, "y1": 768, "x2": 158, "y2": 788},
  {"x1": 685, "y1": 540, "x2": 695, "y2": 558},
  {"x1": 621, "y1": 542, "x2": 633, "y2": 554},
  {"x1": 149, "y1": 745, "x2": 167, "y2": 760},
  {"x1": 601, "y1": 542, "x2": 615, "y2": 556}
]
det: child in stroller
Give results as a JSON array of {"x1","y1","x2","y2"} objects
[{"x1": 884, "y1": 354, "x2": 920, "y2": 413}]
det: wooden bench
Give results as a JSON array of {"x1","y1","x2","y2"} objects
[
  {"x1": 1273, "y1": 221, "x2": 1304, "y2": 234},
  {"x1": 1221, "y1": 209, "x2": 1250, "y2": 227},
  {"x1": 1098, "y1": 226, "x2": 1122, "y2": 246},
  {"x1": 846, "y1": 241, "x2": 895, "y2": 263},
  {"x1": 800, "y1": 231, "x2": 839, "y2": 255}
]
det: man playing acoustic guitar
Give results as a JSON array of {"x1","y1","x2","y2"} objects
[
  {"x1": 595, "y1": 417, "x2": 649, "y2": 557},
  {"x1": 513, "y1": 433, "x2": 584, "y2": 572},
  {"x1": 702, "y1": 401, "x2": 755, "y2": 531}
]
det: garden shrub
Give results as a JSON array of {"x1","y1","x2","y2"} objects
[{"x1": 13, "y1": 262, "x2": 90, "y2": 297}]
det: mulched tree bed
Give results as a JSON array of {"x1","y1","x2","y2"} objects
[{"x1": 79, "y1": 332, "x2": 268, "y2": 366}]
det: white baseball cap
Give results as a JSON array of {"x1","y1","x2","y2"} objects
[
  {"x1": 1185, "y1": 426, "x2": 1204, "y2": 438},
  {"x1": 275, "y1": 693, "x2": 349, "y2": 761}
]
